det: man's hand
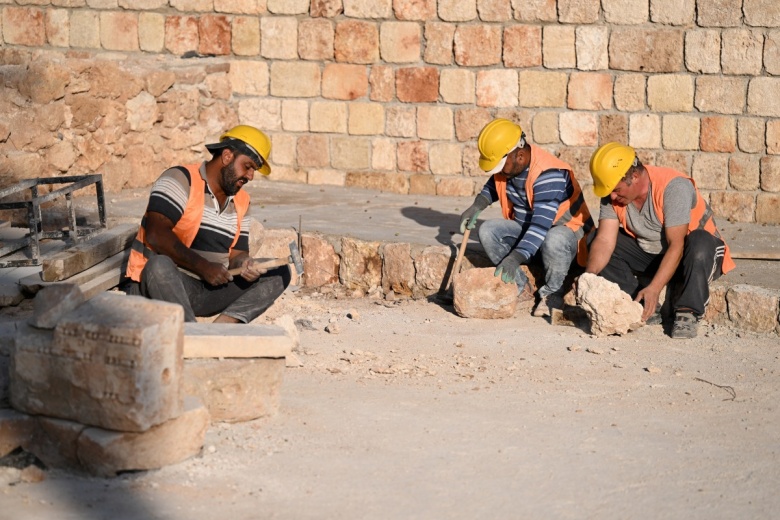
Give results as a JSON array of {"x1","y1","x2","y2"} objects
[
  {"x1": 494, "y1": 251, "x2": 524, "y2": 284},
  {"x1": 459, "y1": 194, "x2": 491, "y2": 233},
  {"x1": 200, "y1": 261, "x2": 234, "y2": 286},
  {"x1": 635, "y1": 284, "x2": 662, "y2": 321},
  {"x1": 238, "y1": 258, "x2": 268, "y2": 282}
]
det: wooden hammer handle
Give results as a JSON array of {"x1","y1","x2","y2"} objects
[{"x1": 227, "y1": 257, "x2": 289, "y2": 276}]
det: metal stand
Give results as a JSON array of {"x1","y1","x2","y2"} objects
[{"x1": 0, "y1": 174, "x2": 106, "y2": 267}]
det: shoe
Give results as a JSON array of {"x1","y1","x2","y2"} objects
[
  {"x1": 532, "y1": 293, "x2": 564, "y2": 318},
  {"x1": 517, "y1": 282, "x2": 536, "y2": 311},
  {"x1": 645, "y1": 312, "x2": 663, "y2": 326},
  {"x1": 671, "y1": 311, "x2": 698, "y2": 339}
]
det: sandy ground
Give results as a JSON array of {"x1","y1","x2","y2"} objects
[{"x1": 1, "y1": 287, "x2": 779, "y2": 520}]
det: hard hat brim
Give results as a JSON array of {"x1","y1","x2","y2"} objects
[
  {"x1": 484, "y1": 155, "x2": 508, "y2": 175},
  {"x1": 206, "y1": 141, "x2": 272, "y2": 176}
]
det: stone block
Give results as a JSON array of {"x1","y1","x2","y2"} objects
[
  {"x1": 25, "y1": 416, "x2": 85, "y2": 471},
  {"x1": 260, "y1": 16, "x2": 297, "y2": 59},
  {"x1": 454, "y1": 107, "x2": 492, "y2": 142},
  {"x1": 415, "y1": 245, "x2": 451, "y2": 295},
  {"x1": 504, "y1": 25, "x2": 541, "y2": 68},
  {"x1": 629, "y1": 114, "x2": 661, "y2": 149},
  {"x1": 417, "y1": 106, "x2": 454, "y2": 140},
  {"x1": 3, "y1": 6, "x2": 45, "y2": 46},
  {"x1": 513, "y1": 0, "x2": 556, "y2": 22},
  {"x1": 423, "y1": 21, "x2": 454, "y2": 65},
  {"x1": 452, "y1": 267, "x2": 517, "y2": 319},
  {"x1": 599, "y1": 114, "x2": 628, "y2": 145},
  {"x1": 748, "y1": 78, "x2": 780, "y2": 117},
  {"x1": 339, "y1": 237, "x2": 382, "y2": 291},
  {"x1": 335, "y1": 20, "x2": 379, "y2": 64},
  {"x1": 310, "y1": 101, "x2": 347, "y2": 133},
  {"x1": 437, "y1": 177, "x2": 475, "y2": 196},
  {"x1": 165, "y1": 15, "x2": 199, "y2": 56},
  {"x1": 557, "y1": 0, "x2": 599, "y2": 22},
  {"x1": 609, "y1": 28, "x2": 683, "y2": 72},
  {"x1": 380, "y1": 21, "x2": 420, "y2": 63},
  {"x1": 396, "y1": 67, "x2": 439, "y2": 103},
  {"x1": 311, "y1": 0, "x2": 343, "y2": 17},
  {"x1": 614, "y1": 74, "x2": 645, "y2": 112},
  {"x1": 685, "y1": 30, "x2": 721, "y2": 74},
  {"x1": 270, "y1": 61, "x2": 320, "y2": 98},
  {"x1": 302, "y1": 234, "x2": 340, "y2": 287},
  {"x1": 603, "y1": 0, "x2": 648, "y2": 24},
  {"x1": 756, "y1": 193, "x2": 780, "y2": 224},
  {"x1": 214, "y1": 0, "x2": 265, "y2": 13},
  {"x1": 744, "y1": 0, "x2": 780, "y2": 26},
  {"x1": 349, "y1": 102, "x2": 385, "y2": 135},
  {"x1": 332, "y1": 136, "x2": 370, "y2": 169},
  {"x1": 30, "y1": 284, "x2": 86, "y2": 330},
  {"x1": 271, "y1": 134, "x2": 296, "y2": 166},
  {"x1": 345, "y1": 172, "x2": 409, "y2": 194},
  {"x1": 697, "y1": 0, "x2": 743, "y2": 27},
  {"x1": 647, "y1": 75, "x2": 694, "y2": 112},
  {"x1": 429, "y1": 143, "x2": 462, "y2": 174},
  {"x1": 1, "y1": 409, "x2": 35, "y2": 458},
  {"x1": 170, "y1": 0, "x2": 212, "y2": 11},
  {"x1": 692, "y1": 153, "x2": 729, "y2": 190},
  {"x1": 567, "y1": 72, "x2": 612, "y2": 111},
  {"x1": 651, "y1": 0, "x2": 694, "y2": 25},
  {"x1": 662, "y1": 115, "x2": 700, "y2": 151},
  {"x1": 386, "y1": 106, "x2": 416, "y2": 137},
  {"x1": 282, "y1": 99, "x2": 308, "y2": 132},
  {"x1": 519, "y1": 71, "x2": 567, "y2": 108},
  {"x1": 765, "y1": 31, "x2": 780, "y2": 75},
  {"x1": 138, "y1": 12, "x2": 165, "y2": 52},
  {"x1": 729, "y1": 155, "x2": 760, "y2": 191},
  {"x1": 198, "y1": 15, "x2": 231, "y2": 55},
  {"x1": 476, "y1": 70, "x2": 518, "y2": 108},
  {"x1": 267, "y1": 0, "x2": 308, "y2": 14},
  {"x1": 576, "y1": 273, "x2": 643, "y2": 337},
  {"x1": 727, "y1": 285, "x2": 779, "y2": 334},
  {"x1": 394, "y1": 0, "x2": 436, "y2": 20},
  {"x1": 710, "y1": 191, "x2": 755, "y2": 222},
  {"x1": 656, "y1": 152, "x2": 691, "y2": 175},
  {"x1": 700, "y1": 116, "x2": 736, "y2": 153},
  {"x1": 722, "y1": 29, "x2": 764, "y2": 76},
  {"x1": 229, "y1": 60, "x2": 268, "y2": 96},
  {"x1": 703, "y1": 284, "x2": 728, "y2": 325},
  {"x1": 355, "y1": 70, "x2": 388, "y2": 104},
  {"x1": 737, "y1": 117, "x2": 765, "y2": 154},
  {"x1": 478, "y1": 0, "x2": 512, "y2": 21},
  {"x1": 397, "y1": 141, "x2": 428, "y2": 172},
  {"x1": 533, "y1": 112, "x2": 560, "y2": 144},
  {"x1": 372, "y1": 138, "x2": 397, "y2": 171},
  {"x1": 560, "y1": 112, "x2": 598, "y2": 147},
  {"x1": 438, "y1": 0, "x2": 477, "y2": 21},
  {"x1": 18, "y1": 59, "x2": 69, "y2": 105},
  {"x1": 454, "y1": 25, "x2": 501, "y2": 66},
  {"x1": 78, "y1": 396, "x2": 209, "y2": 477},
  {"x1": 307, "y1": 169, "x2": 346, "y2": 187},
  {"x1": 761, "y1": 156, "x2": 780, "y2": 192},
  {"x1": 231, "y1": 16, "x2": 260, "y2": 56},
  {"x1": 183, "y1": 323, "x2": 292, "y2": 359},
  {"x1": 343, "y1": 0, "x2": 391, "y2": 17},
  {"x1": 440, "y1": 69, "x2": 475, "y2": 104},
  {"x1": 695, "y1": 76, "x2": 747, "y2": 115},
  {"x1": 543, "y1": 25, "x2": 576, "y2": 69},
  {"x1": 382, "y1": 242, "x2": 415, "y2": 296},
  {"x1": 322, "y1": 63, "x2": 368, "y2": 101},
  {"x1": 238, "y1": 98, "x2": 281, "y2": 131},
  {"x1": 45, "y1": 9, "x2": 69, "y2": 47},
  {"x1": 70, "y1": 9, "x2": 100, "y2": 48},
  {"x1": 298, "y1": 18, "x2": 334, "y2": 60},
  {"x1": 575, "y1": 25, "x2": 608, "y2": 70},
  {"x1": 297, "y1": 134, "x2": 330, "y2": 168},
  {"x1": 768, "y1": 121, "x2": 780, "y2": 155},
  {"x1": 11, "y1": 294, "x2": 184, "y2": 433},
  {"x1": 409, "y1": 174, "x2": 437, "y2": 195}
]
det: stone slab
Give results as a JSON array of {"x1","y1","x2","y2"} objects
[
  {"x1": 19, "y1": 250, "x2": 127, "y2": 296},
  {"x1": 0, "y1": 409, "x2": 36, "y2": 458},
  {"x1": 24, "y1": 416, "x2": 86, "y2": 471},
  {"x1": 30, "y1": 283, "x2": 85, "y2": 330},
  {"x1": 452, "y1": 267, "x2": 518, "y2": 319},
  {"x1": 183, "y1": 323, "x2": 293, "y2": 359}
]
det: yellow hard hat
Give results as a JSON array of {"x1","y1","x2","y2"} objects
[
  {"x1": 589, "y1": 142, "x2": 636, "y2": 197},
  {"x1": 477, "y1": 118, "x2": 524, "y2": 174},
  {"x1": 206, "y1": 125, "x2": 272, "y2": 176}
]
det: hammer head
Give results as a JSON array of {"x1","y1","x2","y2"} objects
[{"x1": 287, "y1": 240, "x2": 304, "y2": 276}]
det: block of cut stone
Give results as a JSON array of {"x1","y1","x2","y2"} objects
[
  {"x1": 0, "y1": 409, "x2": 36, "y2": 458},
  {"x1": 11, "y1": 293, "x2": 184, "y2": 433},
  {"x1": 182, "y1": 358, "x2": 284, "y2": 423},
  {"x1": 30, "y1": 283, "x2": 86, "y2": 330},
  {"x1": 77, "y1": 396, "x2": 209, "y2": 477},
  {"x1": 23, "y1": 416, "x2": 86, "y2": 471},
  {"x1": 183, "y1": 323, "x2": 293, "y2": 359}
]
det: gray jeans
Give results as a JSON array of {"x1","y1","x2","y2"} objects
[
  {"x1": 137, "y1": 254, "x2": 290, "y2": 323},
  {"x1": 478, "y1": 220, "x2": 578, "y2": 298}
]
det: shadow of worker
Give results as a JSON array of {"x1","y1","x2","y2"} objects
[{"x1": 399, "y1": 206, "x2": 468, "y2": 247}]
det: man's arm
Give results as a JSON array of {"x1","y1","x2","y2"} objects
[
  {"x1": 144, "y1": 211, "x2": 233, "y2": 286},
  {"x1": 585, "y1": 219, "x2": 619, "y2": 275},
  {"x1": 228, "y1": 249, "x2": 267, "y2": 282},
  {"x1": 634, "y1": 223, "x2": 687, "y2": 320}
]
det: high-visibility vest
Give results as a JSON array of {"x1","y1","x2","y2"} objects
[
  {"x1": 126, "y1": 164, "x2": 250, "y2": 282},
  {"x1": 494, "y1": 145, "x2": 594, "y2": 266},
  {"x1": 612, "y1": 165, "x2": 735, "y2": 274}
]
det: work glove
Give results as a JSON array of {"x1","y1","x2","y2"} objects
[
  {"x1": 494, "y1": 250, "x2": 525, "y2": 284},
  {"x1": 459, "y1": 194, "x2": 491, "y2": 233}
]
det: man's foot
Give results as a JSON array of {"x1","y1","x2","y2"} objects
[
  {"x1": 645, "y1": 312, "x2": 663, "y2": 326},
  {"x1": 532, "y1": 293, "x2": 564, "y2": 318},
  {"x1": 517, "y1": 282, "x2": 536, "y2": 311},
  {"x1": 671, "y1": 311, "x2": 698, "y2": 339}
]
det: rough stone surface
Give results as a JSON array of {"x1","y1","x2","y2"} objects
[
  {"x1": 414, "y1": 245, "x2": 451, "y2": 295},
  {"x1": 452, "y1": 268, "x2": 518, "y2": 319},
  {"x1": 29, "y1": 284, "x2": 86, "y2": 330},
  {"x1": 382, "y1": 243, "x2": 416, "y2": 296},
  {"x1": 575, "y1": 273, "x2": 643, "y2": 337},
  {"x1": 339, "y1": 237, "x2": 382, "y2": 291},
  {"x1": 609, "y1": 28, "x2": 683, "y2": 73},
  {"x1": 0, "y1": 409, "x2": 36, "y2": 458},
  {"x1": 302, "y1": 234, "x2": 340, "y2": 287},
  {"x1": 727, "y1": 285, "x2": 780, "y2": 334},
  {"x1": 24, "y1": 416, "x2": 85, "y2": 471}
]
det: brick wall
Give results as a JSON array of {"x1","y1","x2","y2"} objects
[{"x1": 0, "y1": 0, "x2": 778, "y2": 223}]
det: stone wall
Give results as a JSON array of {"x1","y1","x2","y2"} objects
[{"x1": 0, "y1": 0, "x2": 778, "y2": 223}]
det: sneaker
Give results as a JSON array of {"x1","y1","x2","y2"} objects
[
  {"x1": 645, "y1": 312, "x2": 663, "y2": 326},
  {"x1": 517, "y1": 282, "x2": 536, "y2": 311},
  {"x1": 671, "y1": 311, "x2": 698, "y2": 339},
  {"x1": 532, "y1": 293, "x2": 564, "y2": 318}
]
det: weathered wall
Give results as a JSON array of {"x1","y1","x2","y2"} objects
[{"x1": 0, "y1": 0, "x2": 778, "y2": 223}]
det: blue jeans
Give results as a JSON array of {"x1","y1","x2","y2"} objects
[{"x1": 478, "y1": 220, "x2": 578, "y2": 298}]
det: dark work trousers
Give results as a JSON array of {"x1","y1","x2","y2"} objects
[
  {"x1": 137, "y1": 254, "x2": 290, "y2": 323},
  {"x1": 598, "y1": 229, "x2": 725, "y2": 317}
]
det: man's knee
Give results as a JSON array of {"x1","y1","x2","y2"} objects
[
  {"x1": 684, "y1": 230, "x2": 717, "y2": 264},
  {"x1": 541, "y1": 226, "x2": 576, "y2": 255},
  {"x1": 143, "y1": 254, "x2": 178, "y2": 279}
]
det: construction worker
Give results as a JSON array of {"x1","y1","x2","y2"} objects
[
  {"x1": 459, "y1": 118, "x2": 594, "y2": 317},
  {"x1": 125, "y1": 125, "x2": 290, "y2": 323},
  {"x1": 585, "y1": 142, "x2": 735, "y2": 338}
]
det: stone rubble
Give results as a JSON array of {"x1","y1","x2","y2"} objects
[{"x1": 575, "y1": 273, "x2": 643, "y2": 337}]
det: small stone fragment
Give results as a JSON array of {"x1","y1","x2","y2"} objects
[{"x1": 325, "y1": 323, "x2": 340, "y2": 334}]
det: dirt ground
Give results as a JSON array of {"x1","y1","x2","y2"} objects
[{"x1": 1, "y1": 286, "x2": 779, "y2": 520}]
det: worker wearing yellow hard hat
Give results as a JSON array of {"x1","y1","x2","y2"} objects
[
  {"x1": 459, "y1": 118, "x2": 594, "y2": 318},
  {"x1": 126, "y1": 124, "x2": 290, "y2": 324},
  {"x1": 584, "y1": 142, "x2": 736, "y2": 339}
]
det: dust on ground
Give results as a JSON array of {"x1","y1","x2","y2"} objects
[{"x1": 1, "y1": 288, "x2": 779, "y2": 520}]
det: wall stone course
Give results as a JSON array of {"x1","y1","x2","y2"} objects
[
  {"x1": 512, "y1": 0, "x2": 556, "y2": 22},
  {"x1": 684, "y1": 30, "x2": 721, "y2": 74},
  {"x1": 603, "y1": 0, "x2": 648, "y2": 25},
  {"x1": 138, "y1": 12, "x2": 164, "y2": 52},
  {"x1": 662, "y1": 115, "x2": 700, "y2": 151},
  {"x1": 322, "y1": 63, "x2": 367, "y2": 100},
  {"x1": 436, "y1": 176, "x2": 474, "y2": 196},
  {"x1": 396, "y1": 66, "x2": 439, "y2": 103},
  {"x1": 609, "y1": 28, "x2": 683, "y2": 72},
  {"x1": 692, "y1": 153, "x2": 729, "y2": 190},
  {"x1": 519, "y1": 70, "x2": 567, "y2": 108},
  {"x1": 440, "y1": 69, "x2": 475, "y2": 104},
  {"x1": 261, "y1": 16, "x2": 297, "y2": 60},
  {"x1": 697, "y1": 0, "x2": 743, "y2": 27},
  {"x1": 348, "y1": 102, "x2": 384, "y2": 135},
  {"x1": 310, "y1": 101, "x2": 347, "y2": 133},
  {"x1": 394, "y1": 0, "x2": 436, "y2": 20},
  {"x1": 599, "y1": 113, "x2": 628, "y2": 145},
  {"x1": 3, "y1": 6, "x2": 44, "y2": 47},
  {"x1": 695, "y1": 76, "x2": 746, "y2": 115},
  {"x1": 198, "y1": 15, "x2": 230, "y2": 56},
  {"x1": 372, "y1": 137, "x2": 396, "y2": 170},
  {"x1": 543, "y1": 25, "x2": 575, "y2": 69},
  {"x1": 335, "y1": 20, "x2": 379, "y2": 64},
  {"x1": 761, "y1": 156, "x2": 780, "y2": 192},
  {"x1": 567, "y1": 73, "x2": 612, "y2": 111},
  {"x1": 70, "y1": 9, "x2": 101, "y2": 48},
  {"x1": 727, "y1": 285, "x2": 779, "y2": 334},
  {"x1": 478, "y1": 0, "x2": 512, "y2": 21},
  {"x1": 164, "y1": 15, "x2": 198, "y2": 56},
  {"x1": 214, "y1": 0, "x2": 266, "y2": 14},
  {"x1": 765, "y1": 30, "x2": 780, "y2": 75},
  {"x1": 229, "y1": 60, "x2": 268, "y2": 96},
  {"x1": 557, "y1": 0, "x2": 599, "y2": 23},
  {"x1": 281, "y1": 100, "x2": 308, "y2": 132},
  {"x1": 380, "y1": 21, "x2": 420, "y2": 63},
  {"x1": 423, "y1": 21, "x2": 454, "y2": 65},
  {"x1": 231, "y1": 16, "x2": 259, "y2": 56},
  {"x1": 744, "y1": 0, "x2": 780, "y2": 27},
  {"x1": 747, "y1": 78, "x2": 780, "y2": 117},
  {"x1": 700, "y1": 116, "x2": 736, "y2": 153},
  {"x1": 268, "y1": 165, "x2": 307, "y2": 184},
  {"x1": 369, "y1": 65, "x2": 395, "y2": 102},
  {"x1": 454, "y1": 107, "x2": 492, "y2": 142},
  {"x1": 438, "y1": 0, "x2": 477, "y2": 22},
  {"x1": 271, "y1": 133, "x2": 296, "y2": 166},
  {"x1": 737, "y1": 117, "x2": 765, "y2": 154},
  {"x1": 560, "y1": 112, "x2": 598, "y2": 147},
  {"x1": 429, "y1": 142, "x2": 462, "y2": 174},
  {"x1": 533, "y1": 112, "x2": 559, "y2": 144},
  {"x1": 397, "y1": 140, "x2": 428, "y2": 172},
  {"x1": 307, "y1": 169, "x2": 345, "y2": 186},
  {"x1": 298, "y1": 18, "x2": 334, "y2": 60},
  {"x1": 409, "y1": 173, "x2": 437, "y2": 194},
  {"x1": 454, "y1": 25, "x2": 501, "y2": 66},
  {"x1": 722, "y1": 29, "x2": 764, "y2": 76},
  {"x1": 418, "y1": 105, "x2": 454, "y2": 140},
  {"x1": 170, "y1": 0, "x2": 212, "y2": 12},
  {"x1": 238, "y1": 98, "x2": 281, "y2": 131},
  {"x1": 710, "y1": 191, "x2": 756, "y2": 222},
  {"x1": 297, "y1": 134, "x2": 330, "y2": 168},
  {"x1": 656, "y1": 151, "x2": 691, "y2": 174},
  {"x1": 503, "y1": 25, "x2": 541, "y2": 68},
  {"x1": 575, "y1": 25, "x2": 608, "y2": 71},
  {"x1": 386, "y1": 105, "x2": 416, "y2": 137},
  {"x1": 729, "y1": 155, "x2": 760, "y2": 191},
  {"x1": 767, "y1": 120, "x2": 780, "y2": 155},
  {"x1": 267, "y1": 0, "x2": 308, "y2": 14},
  {"x1": 614, "y1": 74, "x2": 646, "y2": 112},
  {"x1": 629, "y1": 114, "x2": 661, "y2": 149},
  {"x1": 332, "y1": 136, "x2": 370, "y2": 170},
  {"x1": 647, "y1": 75, "x2": 693, "y2": 112},
  {"x1": 345, "y1": 171, "x2": 409, "y2": 194},
  {"x1": 756, "y1": 193, "x2": 780, "y2": 224},
  {"x1": 344, "y1": 0, "x2": 392, "y2": 19},
  {"x1": 650, "y1": 0, "x2": 694, "y2": 25},
  {"x1": 476, "y1": 69, "x2": 518, "y2": 108},
  {"x1": 311, "y1": 0, "x2": 343, "y2": 17},
  {"x1": 270, "y1": 61, "x2": 320, "y2": 98},
  {"x1": 45, "y1": 9, "x2": 69, "y2": 47}
]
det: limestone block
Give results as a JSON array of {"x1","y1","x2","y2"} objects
[
  {"x1": 310, "y1": 101, "x2": 347, "y2": 134},
  {"x1": 3, "y1": 6, "x2": 46, "y2": 46},
  {"x1": 534, "y1": 112, "x2": 560, "y2": 144},
  {"x1": 423, "y1": 21, "x2": 454, "y2": 65},
  {"x1": 504, "y1": 25, "x2": 542, "y2": 68},
  {"x1": 703, "y1": 284, "x2": 729, "y2": 325},
  {"x1": 727, "y1": 285, "x2": 780, "y2": 334},
  {"x1": 543, "y1": 26, "x2": 576, "y2": 69},
  {"x1": 372, "y1": 138, "x2": 397, "y2": 171},
  {"x1": 440, "y1": 69, "x2": 475, "y2": 104},
  {"x1": 238, "y1": 98, "x2": 281, "y2": 131},
  {"x1": 268, "y1": 166, "x2": 308, "y2": 185},
  {"x1": 380, "y1": 21, "x2": 421, "y2": 63},
  {"x1": 765, "y1": 31, "x2": 780, "y2": 76},
  {"x1": 685, "y1": 30, "x2": 721, "y2": 74},
  {"x1": 164, "y1": 15, "x2": 199, "y2": 56},
  {"x1": 756, "y1": 193, "x2": 780, "y2": 224},
  {"x1": 437, "y1": 177, "x2": 475, "y2": 197},
  {"x1": 18, "y1": 59, "x2": 69, "y2": 106},
  {"x1": 322, "y1": 63, "x2": 368, "y2": 101},
  {"x1": 70, "y1": 9, "x2": 100, "y2": 49},
  {"x1": 11, "y1": 294, "x2": 184, "y2": 433},
  {"x1": 170, "y1": 0, "x2": 212, "y2": 11},
  {"x1": 253, "y1": 228, "x2": 298, "y2": 267},
  {"x1": 267, "y1": 0, "x2": 308, "y2": 14},
  {"x1": 78, "y1": 396, "x2": 209, "y2": 477},
  {"x1": 700, "y1": 116, "x2": 736, "y2": 153},
  {"x1": 614, "y1": 74, "x2": 646, "y2": 112},
  {"x1": 308, "y1": 169, "x2": 346, "y2": 186},
  {"x1": 438, "y1": 0, "x2": 477, "y2": 21},
  {"x1": 662, "y1": 115, "x2": 700, "y2": 151},
  {"x1": 29, "y1": 284, "x2": 86, "y2": 331},
  {"x1": 395, "y1": 0, "x2": 436, "y2": 20},
  {"x1": 697, "y1": 0, "x2": 743, "y2": 27},
  {"x1": 396, "y1": 67, "x2": 439, "y2": 103},
  {"x1": 647, "y1": 75, "x2": 694, "y2": 112},
  {"x1": 729, "y1": 155, "x2": 760, "y2": 191},
  {"x1": 454, "y1": 25, "x2": 501, "y2": 66},
  {"x1": 414, "y1": 245, "x2": 451, "y2": 295},
  {"x1": 692, "y1": 153, "x2": 729, "y2": 190},
  {"x1": 476, "y1": 70, "x2": 518, "y2": 108},
  {"x1": 45, "y1": 9, "x2": 70, "y2": 48},
  {"x1": 761, "y1": 157, "x2": 780, "y2": 192},
  {"x1": 301, "y1": 234, "x2": 340, "y2": 287},
  {"x1": 271, "y1": 134, "x2": 296, "y2": 166},
  {"x1": 382, "y1": 243, "x2": 415, "y2": 296},
  {"x1": 599, "y1": 114, "x2": 628, "y2": 145},
  {"x1": 695, "y1": 77, "x2": 746, "y2": 115},
  {"x1": 397, "y1": 141, "x2": 429, "y2": 172},
  {"x1": 332, "y1": 136, "x2": 370, "y2": 169},
  {"x1": 454, "y1": 108, "x2": 492, "y2": 142},
  {"x1": 478, "y1": 0, "x2": 512, "y2": 21},
  {"x1": 609, "y1": 28, "x2": 683, "y2": 72},
  {"x1": 560, "y1": 112, "x2": 598, "y2": 146},
  {"x1": 298, "y1": 18, "x2": 334, "y2": 61},
  {"x1": 629, "y1": 114, "x2": 661, "y2": 149},
  {"x1": 747, "y1": 78, "x2": 780, "y2": 117},
  {"x1": 519, "y1": 71, "x2": 567, "y2": 108},
  {"x1": 453, "y1": 268, "x2": 517, "y2": 319},
  {"x1": 339, "y1": 237, "x2": 382, "y2": 291},
  {"x1": 345, "y1": 172, "x2": 409, "y2": 194},
  {"x1": 575, "y1": 273, "x2": 643, "y2": 337},
  {"x1": 417, "y1": 106, "x2": 454, "y2": 140},
  {"x1": 369, "y1": 65, "x2": 395, "y2": 102},
  {"x1": 343, "y1": 0, "x2": 391, "y2": 17},
  {"x1": 126, "y1": 91, "x2": 158, "y2": 132},
  {"x1": 410, "y1": 174, "x2": 437, "y2": 195},
  {"x1": 281, "y1": 100, "x2": 308, "y2": 132},
  {"x1": 232, "y1": 16, "x2": 260, "y2": 56},
  {"x1": 429, "y1": 143, "x2": 463, "y2": 175},
  {"x1": 603, "y1": 0, "x2": 648, "y2": 24},
  {"x1": 558, "y1": 0, "x2": 599, "y2": 23},
  {"x1": 297, "y1": 135, "x2": 330, "y2": 168},
  {"x1": 0, "y1": 410, "x2": 35, "y2": 458},
  {"x1": 349, "y1": 103, "x2": 385, "y2": 135},
  {"x1": 768, "y1": 121, "x2": 780, "y2": 155},
  {"x1": 737, "y1": 117, "x2": 765, "y2": 154},
  {"x1": 651, "y1": 0, "x2": 694, "y2": 25},
  {"x1": 146, "y1": 70, "x2": 176, "y2": 97},
  {"x1": 311, "y1": 0, "x2": 343, "y2": 17},
  {"x1": 261, "y1": 16, "x2": 297, "y2": 60},
  {"x1": 722, "y1": 29, "x2": 763, "y2": 76},
  {"x1": 100, "y1": 11, "x2": 139, "y2": 51},
  {"x1": 183, "y1": 323, "x2": 292, "y2": 359},
  {"x1": 575, "y1": 25, "x2": 608, "y2": 71},
  {"x1": 197, "y1": 15, "x2": 230, "y2": 55},
  {"x1": 710, "y1": 191, "x2": 756, "y2": 222},
  {"x1": 744, "y1": 0, "x2": 780, "y2": 27},
  {"x1": 335, "y1": 20, "x2": 379, "y2": 64},
  {"x1": 24, "y1": 416, "x2": 85, "y2": 471},
  {"x1": 271, "y1": 62, "x2": 320, "y2": 98},
  {"x1": 567, "y1": 72, "x2": 612, "y2": 111}
]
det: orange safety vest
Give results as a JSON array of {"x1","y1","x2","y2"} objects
[
  {"x1": 126, "y1": 164, "x2": 250, "y2": 282},
  {"x1": 494, "y1": 145, "x2": 594, "y2": 266},
  {"x1": 612, "y1": 165, "x2": 735, "y2": 274}
]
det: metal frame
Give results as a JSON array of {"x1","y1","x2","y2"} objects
[{"x1": 0, "y1": 174, "x2": 106, "y2": 267}]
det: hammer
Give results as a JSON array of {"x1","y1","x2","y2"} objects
[{"x1": 228, "y1": 240, "x2": 304, "y2": 277}]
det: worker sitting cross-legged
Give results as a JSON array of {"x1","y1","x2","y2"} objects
[
  {"x1": 585, "y1": 142, "x2": 735, "y2": 339},
  {"x1": 125, "y1": 125, "x2": 290, "y2": 323},
  {"x1": 459, "y1": 118, "x2": 595, "y2": 317}
]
